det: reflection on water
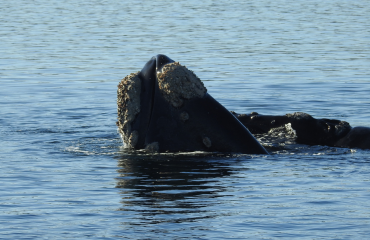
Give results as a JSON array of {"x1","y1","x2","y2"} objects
[
  {"x1": 115, "y1": 153, "x2": 236, "y2": 224},
  {"x1": 113, "y1": 152, "x2": 370, "y2": 239}
]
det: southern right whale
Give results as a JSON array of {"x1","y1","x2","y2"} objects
[
  {"x1": 117, "y1": 54, "x2": 268, "y2": 154},
  {"x1": 117, "y1": 54, "x2": 370, "y2": 153}
]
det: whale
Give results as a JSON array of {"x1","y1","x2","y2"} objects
[
  {"x1": 117, "y1": 54, "x2": 370, "y2": 153},
  {"x1": 234, "y1": 112, "x2": 370, "y2": 150},
  {"x1": 117, "y1": 54, "x2": 268, "y2": 154}
]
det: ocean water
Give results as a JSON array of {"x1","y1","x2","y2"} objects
[{"x1": 1, "y1": 0, "x2": 370, "y2": 239}]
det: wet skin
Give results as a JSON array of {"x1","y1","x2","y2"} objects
[
  {"x1": 119, "y1": 54, "x2": 268, "y2": 154},
  {"x1": 234, "y1": 112, "x2": 370, "y2": 150},
  {"x1": 118, "y1": 54, "x2": 370, "y2": 153}
]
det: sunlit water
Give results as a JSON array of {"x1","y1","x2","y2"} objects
[{"x1": 1, "y1": 0, "x2": 370, "y2": 239}]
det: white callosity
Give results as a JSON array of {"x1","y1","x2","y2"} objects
[
  {"x1": 117, "y1": 72, "x2": 141, "y2": 148},
  {"x1": 157, "y1": 62, "x2": 207, "y2": 108}
]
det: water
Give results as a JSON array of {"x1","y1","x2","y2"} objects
[{"x1": 1, "y1": 0, "x2": 370, "y2": 239}]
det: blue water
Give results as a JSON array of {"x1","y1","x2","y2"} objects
[{"x1": 1, "y1": 0, "x2": 370, "y2": 239}]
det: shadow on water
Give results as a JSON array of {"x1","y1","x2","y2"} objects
[{"x1": 114, "y1": 151, "x2": 248, "y2": 224}]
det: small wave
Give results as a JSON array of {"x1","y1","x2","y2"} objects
[{"x1": 65, "y1": 146, "x2": 95, "y2": 155}]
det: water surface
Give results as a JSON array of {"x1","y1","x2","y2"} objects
[{"x1": 1, "y1": 0, "x2": 370, "y2": 239}]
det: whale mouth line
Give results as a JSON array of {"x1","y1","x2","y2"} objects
[
  {"x1": 127, "y1": 54, "x2": 175, "y2": 149},
  {"x1": 144, "y1": 73, "x2": 156, "y2": 139}
]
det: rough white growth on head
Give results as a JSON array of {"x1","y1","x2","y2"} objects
[
  {"x1": 117, "y1": 72, "x2": 141, "y2": 148},
  {"x1": 157, "y1": 62, "x2": 207, "y2": 107},
  {"x1": 286, "y1": 112, "x2": 311, "y2": 120}
]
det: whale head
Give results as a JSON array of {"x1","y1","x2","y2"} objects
[{"x1": 117, "y1": 54, "x2": 268, "y2": 154}]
